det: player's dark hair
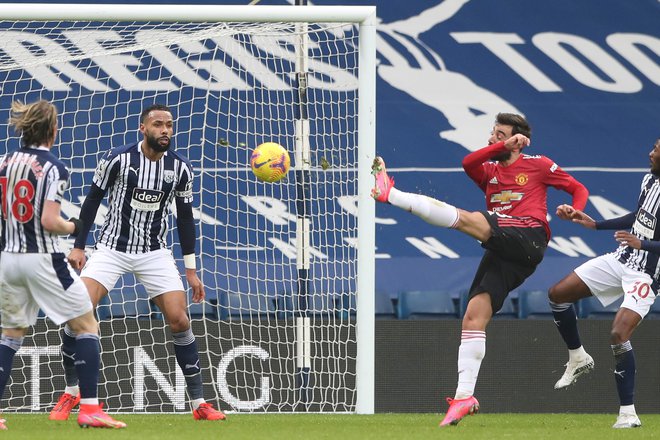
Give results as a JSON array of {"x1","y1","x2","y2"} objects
[
  {"x1": 496, "y1": 113, "x2": 531, "y2": 139},
  {"x1": 9, "y1": 100, "x2": 58, "y2": 147},
  {"x1": 140, "y1": 104, "x2": 172, "y2": 123}
]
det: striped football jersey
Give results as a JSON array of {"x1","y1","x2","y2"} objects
[
  {"x1": 92, "y1": 142, "x2": 193, "y2": 253},
  {"x1": 0, "y1": 147, "x2": 70, "y2": 253},
  {"x1": 614, "y1": 173, "x2": 660, "y2": 288}
]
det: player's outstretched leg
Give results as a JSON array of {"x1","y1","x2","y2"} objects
[
  {"x1": 49, "y1": 392, "x2": 81, "y2": 420},
  {"x1": 0, "y1": 419, "x2": 7, "y2": 430},
  {"x1": 371, "y1": 156, "x2": 394, "y2": 203},
  {"x1": 77, "y1": 404, "x2": 126, "y2": 429},
  {"x1": 439, "y1": 396, "x2": 480, "y2": 427},
  {"x1": 554, "y1": 353, "x2": 594, "y2": 389}
]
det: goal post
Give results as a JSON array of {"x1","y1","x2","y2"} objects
[{"x1": 0, "y1": 3, "x2": 376, "y2": 414}]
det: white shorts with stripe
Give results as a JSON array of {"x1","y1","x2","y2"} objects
[
  {"x1": 0, "y1": 253, "x2": 93, "y2": 327},
  {"x1": 81, "y1": 245, "x2": 184, "y2": 298},
  {"x1": 574, "y1": 253, "x2": 657, "y2": 319}
]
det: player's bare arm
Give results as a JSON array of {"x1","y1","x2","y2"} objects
[
  {"x1": 41, "y1": 200, "x2": 77, "y2": 235},
  {"x1": 567, "y1": 208, "x2": 596, "y2": 229}
]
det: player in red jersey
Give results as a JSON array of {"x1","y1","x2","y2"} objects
[{"x1": 371, "y1": 113, "x2": 588, "y2": 427}]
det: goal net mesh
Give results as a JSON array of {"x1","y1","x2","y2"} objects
[{"x1": 0, "y1": 16, "x2": 360, "y2": 413}]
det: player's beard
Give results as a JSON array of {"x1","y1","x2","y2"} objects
[
  {"x1": 145, "y1": 134, "x2": 171, "y2": 153},
  {"x1": 490, "y1": 151, "x2": 511, "y2": 162}
]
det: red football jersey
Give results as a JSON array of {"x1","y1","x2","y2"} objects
[{"x1": 462, "y1": 141, "x2": 588, "y2": 238}]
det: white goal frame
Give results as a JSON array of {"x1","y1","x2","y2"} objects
[{"x1": 0, "y1": 3, "x2": 376, "y2": 414}]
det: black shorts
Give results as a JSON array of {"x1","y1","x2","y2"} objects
[{"x1": 467, "y1": 211, "x2": 548, "y2": 313}]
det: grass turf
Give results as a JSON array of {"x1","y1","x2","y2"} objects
[{"x1": 1, "y1": 413, "x2": 658, "y2": 439}]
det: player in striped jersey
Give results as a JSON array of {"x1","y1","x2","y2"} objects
[
  {"x1": 0, "y1": 100, "x2": 125, "y2": 429},
  {"x1": 49, "y1": 104, "x2": 225, "y2": 422},
  {"x1": 371, "y1": 113, "x2": 588, "y2": 426},
  {"x1": 549, "y1": 137, "x2": 660, "y2": 429}
]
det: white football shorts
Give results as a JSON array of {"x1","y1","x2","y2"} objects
[
  {"x1": 574, "y1": 253, "x2": 657, "y2": 319},
  {"x1": 81, "y1": 245, "x2": 184, "y2": 298},
  {"x1": 0, "y1": 253, "x2": 93, "y2": 327}
]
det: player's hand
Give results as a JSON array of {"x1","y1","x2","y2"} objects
[
  {"x1": 568, "y1": 209, "x2": 596, "y2": 229},
  {"x1": 504, "y1": 133, "x2": 530, "y2": 151},
  {"x1": 555, "y1": 204, "x2": 576, "y2": 220},
  {"x1": 614, "y1": 231, "x2": 642, "y2": 249},
  {"x1": 67, "y1": 248, "x2": 87, "y2": 271},
  {"x1": 185, "y1": 269, "x2": 205, "y2": 303}
]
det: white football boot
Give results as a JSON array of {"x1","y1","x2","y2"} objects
[{"x1": 554, "y1": 353, "x2": 594, "y2": 389}]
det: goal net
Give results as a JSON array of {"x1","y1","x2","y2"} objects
[{"x1": 0, "y1": 4, "x2": 376, "y2": 414}]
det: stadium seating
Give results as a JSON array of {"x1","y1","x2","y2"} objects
[
  {"x1": 644, "y1": 298, "x2": 660, "y2": 319},
  {"x1": 272, "y1": 292, "x2": 333, "y2": 319},
  {"x1": 96, "y1": 288, "x2": 154, "y2": 320},
  {"x1": 334, "y1": 292, "x2": 356, "y2": 320},
  {"x1": 578, "y1": 295, "x2": 622, "y2": 319},
  {"x1": 492, "y1": 295, "x2": 517, "y2": 319},
  {"x1": 396, "y1": 290, "x2": 457, "y2": 319},
  {"x1": 188, "y1": 300, "x2": 219, "y2": 320},
  {"x1": 375, "y1": 292, "x2": 397, "y2": 319},
  {"x1": 518, "y1": 290, "x2": 553, "y2": 319},
  {"x1": 218, "y1": 291, "x2": 275, "y2": 321}
]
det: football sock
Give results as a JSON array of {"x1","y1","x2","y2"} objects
[
  {"x1": 454, "y1": 330, "x2": 486, "y2": 399},
  {"x1": 619, "y1": 404, "x2": 636, "y2": 416},
  {"x1": 173, "y1": 328, "x2": 204, "y2": 400},
  {"x1": 75, "y1": 333, "x2": 100, "y2": 404},
  {"x1": 0, "y1": 335, "x2": 23, "y2": 397},
  {"x1": 612, "y1": 341, "x2": 635, "y2": 406},
  {"x1": 62, "y1": 325, "x2": 79, "y2": 387},
  {"x1": 550, "y1": 302, "x2": 582, "y2": 350},
  {"x1": 388, "y1": 188, "x2": 459, "y2": 228}
]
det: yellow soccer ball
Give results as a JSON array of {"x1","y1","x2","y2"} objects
[{"x1": 250, "y1": 142, "x2": 291, "y2": 182}]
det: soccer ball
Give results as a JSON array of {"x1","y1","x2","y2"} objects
[{"x1": 250, "y1": 142, "x2": 291, "y2": 182}]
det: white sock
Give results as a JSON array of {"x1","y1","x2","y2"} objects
[
  {"x1": 80, "y1": 398, "x2": 99, "y2": 406},
  {"x1": 568, "y1": 346, "x2": 588, "y2": 362},
  {"x1": 620, "y1": 404, "x2": 636, "y2": 416},
  {"x1": 454, "y1": 330, "x2": 486, "y2": 399},
  {"x1": 192, "y1": 398, "x2": 205, "y2": 410},
  {"x1": 388, "y1": 188, "x2": 459, "y2": 228},
  {"x1": 64, "y1": 385, "x2": 79, "y2": 396}
]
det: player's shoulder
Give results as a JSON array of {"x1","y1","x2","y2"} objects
[
  {"x1": 38, "y1": 149, "x2": 69, "y2": 176},
  {"x1": 105, "y1": 142, "x2": 139, "y2": 160},
  {"x1": 167, "y1": 149, "x2": 193, "y2": 169}
]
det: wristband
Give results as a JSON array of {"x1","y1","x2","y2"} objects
[
  {"x1": 70, "y1": 217, "x2": 82, "y2": 237},
  {"x1": 183, "y1": 254, "x2": 196, "y2": 270}
]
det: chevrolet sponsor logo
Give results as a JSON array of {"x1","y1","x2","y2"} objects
[{"x1": 490, "y1": 190, "x2": 524, "y2": 204}]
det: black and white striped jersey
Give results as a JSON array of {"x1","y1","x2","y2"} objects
[
  {"x1": 0, "y1": 147, "x2": 70, "y2": 253},
  {"x1": 615, "y1": 173, "x2": 660, "y2": 285},
  {"x1": 92, "y1": 142, "x2": 194, "y2": 254}
]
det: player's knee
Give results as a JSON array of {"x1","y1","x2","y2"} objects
[
  {"x1": 547, "y1": 284, "x2": 564, "y2": 304},
  {"x1": 167, "y1": 314, "x2": 190, "y2": 333},
  {"x1": 610, "y1": 325, "x2": 633, "y2": 345}
]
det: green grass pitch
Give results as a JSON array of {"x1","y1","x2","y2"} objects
[{"x1": 2, "y1": 413, "x2": 660, "y2": 439}]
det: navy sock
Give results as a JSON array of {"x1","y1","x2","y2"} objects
[
  {"x1": 612, "y1": 341, "x2": 635, "y2": 406},
  {"x1": 74, "y1": 333, "x2": 100, "y2": 399},
  {"x1": 550, "y1": 302, "x2": 582, "y2": 349},
  {"x1": 62, "y1": 326, "x2": 79, "y2": 387},
  {"x1": 173, "y1": 329, "x2": 203, "y2": 400},
  {"x1": 0, "y1": 336, "x2": 23, "y2": 398}
]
